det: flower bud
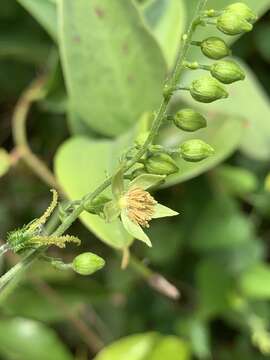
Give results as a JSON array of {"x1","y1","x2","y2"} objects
[
  {"x1": 217, "y1": 11, "x2": 253, "y2": 35},
  {"x1": 190, "y1": 76, "x2": 228, "y2": 103},
  {"x1": 72, "y1": 252, "x2": 105, "y2": 276},
  {"x1": 173, "y1": 108, "x2": 207, "y2": 132},
  {"x1": 210, "y1": 60, "x2": 245, "y2": 84},
  {"x1": 200, "y1": 37, "x2": 231, "y2": 60},
  {"x1": 145, "y1": 153, "x2": 179, "y2": 175},
  {"x1": 225, "y1": 3, "x2": 257, "y2": 24},
  {"x1": 180, "y1": 139, "x2": 214, "y2": 162}
]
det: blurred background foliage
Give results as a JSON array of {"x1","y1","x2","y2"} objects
[{"x1": 0, "y1": 0, "x2": 270, "y2": 359}]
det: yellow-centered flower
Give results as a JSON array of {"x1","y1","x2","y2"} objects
[{"x1": 104, "y1": 172, "x2": 178, "y2": 247}]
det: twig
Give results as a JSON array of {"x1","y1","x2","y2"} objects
[
  {"x1": 12, "y1": 77, "x2": 64, "y2": 194},
  {"x1": 129, "y1": 255, "x2": 180, "y2": 300},
  {"x1": 32, "y1": 277, "x2": 104, "y2": 353}
]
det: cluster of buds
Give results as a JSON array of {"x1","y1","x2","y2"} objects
[
  {"x1": 216, "y1": 3, "x2": 257, "y2": 35},
  {"x1": 179, "y1": 2, "x2": 257, "y2": 104},
  {"x1": 157, "y1": 2, "x2": 257, "y2": 163}
]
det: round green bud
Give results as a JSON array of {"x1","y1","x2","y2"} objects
[
  {"x1": 173, "y1": 108, "x2": 207, "y2": 132},
  {"x1": 145, "y1": 153, "x2": 179, "y2": 175},
  {"x1": 190, "y1": 76, "x2": 229, "y2": 103},
  {"x1": 210, "y1": 60, "x2": 245, "y2": 84},
  {"x1": 180, "y1": 139, "x2": 214, "y2": 162},
  {"x1": 72, "y1": 252, "x2": 105, "y2": 276},
  {"x1": 225, "y1": 3, "x2": 257, "y2": 24},
  {"x1": 200, "y1": 37, "x2": 231, "y2": 60},
  {"x1": 217, "y1": 11, "x2": 253, "y2": 35}
]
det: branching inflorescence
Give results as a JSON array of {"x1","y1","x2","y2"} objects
[{"x1": 0, "y1": 2, "x2": 257, "y2": 290}]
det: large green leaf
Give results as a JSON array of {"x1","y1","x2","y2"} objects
[
  {"x1": 142, "y1": 0, "x2": 186, "y2": 67},
  {"x1": 196, "y1": 260, "x2": 232, "y2": 319},
  {"x1": 94, "y1": 333, "x2": 190, "y2": 360},
  {"x1": 0, "y1": 318, "x2": 73, "y2": 360},
  {"x1": 17, "y1": 0, "x2": 57, "y2": 40},
  {"x1": 55, "y1": 136, "x2": 132, "y2": 249},
  {"x1": 158, "y1": 113, "x2": 244, "y2": 187},
  {"x1": 189, "y1": 193, "x2": 256, "y2": 252},
  {"x1": 58, "y1": 0, "x2": 166, "y2": 136}
]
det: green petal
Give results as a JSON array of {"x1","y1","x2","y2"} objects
[
  {"x1": 111, "y1": 167, "x2": 125, "y2": 199},
  {"x1": 104, "y1": 200, "x2": 121, "y2": 222},
  {"x1": 121, "y1": 211, "x2": 152, "y2": 247},
  {"x1": 152, "y1": 203, "x2": 179, "y2": 219},
  {"x1": 129, "y1": 174, "x2": 166, "y2": 190}
]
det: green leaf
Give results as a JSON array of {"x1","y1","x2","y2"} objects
[
  {"x1": 240, "y1": 264, "x2": 270, "y2": 299},
  {"x1": 158, "y1": 114, "x2": 244, "y2": 187},
  {"x1": 58, "y1": 0, "x2": 166, "y2": 136},
  {"x1": 213, "y1": 165, "x2": 258, "y2": 196},
  {"x1": 129, "y1": 174, "x2": 166, "y2": 190},
  {"x1": 142, "y1": 0, "x2": 186, "y2": 67},
  {"x1": 0, "y1": 317, "x2": 73, "y2": 360},
  {"x1": 121, "y1": 211, "x2": 152, "y2": 247},
  {"x1": 148, "y1": 336, "x2": 190, "y2": 360},
  {"x1": 55, "y1": 137, "x2": 132, "y2": 249},
  {"x1": 254, "y1": 22, "x2": 270, "y2": 62},
  {"x1": 0, "y1": 149, "x2": 11, "y2": 178},
  {"x1": 95, "y1": 333, "x2": 158, "y2": 360},
  {"x1": 17, "y1": 0, "x2": 57, "y2": 40},
  {"x1": 196, "y1": 260, "x2": 232, "y2": 319},
  {"x1": 189, "y1": 193, "x2": 255, "y2": 252},
  {"x1": 152, "y1": 203, "x2": 178, "y2": 218},
  {"x1": 94, "y1": 333, "x2": 190, "y2": 360}
]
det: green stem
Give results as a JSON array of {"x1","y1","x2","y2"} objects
[
  {"x1": 191, "y1": 40, "x2": 202, "y2": 46},
  {"x1": 0, "y1": 0, "x2": 208, "y2": 291}
]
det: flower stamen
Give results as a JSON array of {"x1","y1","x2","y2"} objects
[{"x1": 124, "y1": 187, "x2": 157, "y2": 227}]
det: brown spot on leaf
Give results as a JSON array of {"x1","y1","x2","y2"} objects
[
  {"x1": 122, "y1": 42, "x2": 129, "y2": 55},
  {"x1": 127, "y1": 74, "x2": 135, "y2": 84},
  {"x1": 243, "y1": 119, "x2": 250, "y2": 128},
  {"x1": 94, "y1": 6, "x2": 105, "y2": 18},
  {"x1": 73, "y1": 35, "x2": 81, "y2": 43}
]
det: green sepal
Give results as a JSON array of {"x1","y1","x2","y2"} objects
[
  {"x1": 129, "y1": 174, "x2": 166, "y2": 190},
  {"x1": 121, "y1": 211, "x2": 152, "y2": 247},
  {"x1": 152, "y1": 204, "x2": 179, "y2": 218},
  {"x1": 103, "y1": 200, "x2": 121, "y2": 222},
  {"x1": 111, "y1": 167, "x2": 125, "y2": 199}
]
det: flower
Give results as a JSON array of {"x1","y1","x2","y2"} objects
[{"x1": 104, "y1": 172, "x2": 178, "y2": 247}]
